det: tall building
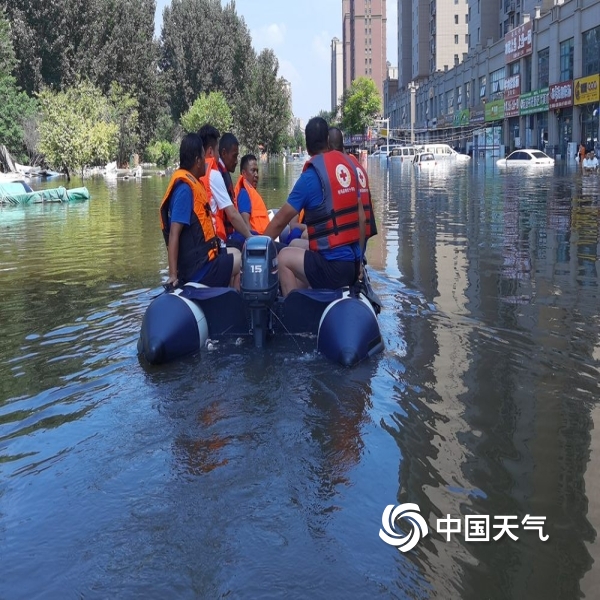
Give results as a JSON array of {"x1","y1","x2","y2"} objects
[
  {"x1": 342, "y1": 0, "x2": 387, "y2": 98},
  {"x1": 397, "y1": 0, "x2": 469, "y2": 88},
  {"x1": 331, "y1": 37, "x2": 344, "y2": 112}
]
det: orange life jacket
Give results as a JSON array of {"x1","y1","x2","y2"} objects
[
  {"x1": 159, "y1": 169, "x2": 220, "y2": 282},
  {"x1": 348, "y1": 153, "x2": 377, "y2": 239},
  {"x1": 234, "y1": 176, "x2": 270, "y2": 234},
  {"x1": 302, "y1": 150, "x2": 362, "y2": 252},
  {"x1": 201, "y1": 157, "x2": 228, "y2": 242}
]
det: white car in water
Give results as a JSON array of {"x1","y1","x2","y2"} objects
[
  {"x1": 412, "y1": 152, "x2": 437, "y2": 169},
  {"x1": 496, "y1": 149, "x2": 555, "y2": 167}
]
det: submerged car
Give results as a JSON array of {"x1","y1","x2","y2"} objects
[
  {"x1": 496, "y1": 149, "x2": 555, "y2": 167},
  {"x1": 412, "y1": 152, "x2": 437, "y2": 169}
]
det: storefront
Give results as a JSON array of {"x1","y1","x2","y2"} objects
[
  {"x1": 574, "y1": 74, "x2": 599, "y2": 151},
  {"x1": 504, "y1": 74, "x2": 521, "y2": 151},
  {"x1": 519, "y1": 88, "x2": 549, "y2": 149},
  {"x1": 549, "y1": 80, "x2": 574, "y2": 159}
]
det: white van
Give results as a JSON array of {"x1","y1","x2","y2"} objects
[{"x1": 416, "y1": 143, "x2": 471, "y2": 161}]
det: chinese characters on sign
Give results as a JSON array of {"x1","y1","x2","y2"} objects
[
  {"x1": 505, "y1": 21, "x2": 533, "y2": 63},
  {"x1": 504, "y1": 74, "x2": 521, "y2": 117},
  {"x1": 519, "y1": 88, "x2": 549, "y2": 115},
  {"x1": 549, "y1": 81, "x2": 574, "y2": 110}
]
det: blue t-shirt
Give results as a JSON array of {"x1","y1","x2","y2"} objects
[
  {"x1": 237, "y1": 187, "x2": 252, "y2": 215},
  {"x1": 287, "y1": 167, "x2": 360, "y2": 262},
  {"x1": 167, "y1": 181, "x2": 211, "y2": 282}
]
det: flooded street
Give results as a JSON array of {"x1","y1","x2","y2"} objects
[{"x1": 1, "y1": 158, "x2": 599, "y2": 598}]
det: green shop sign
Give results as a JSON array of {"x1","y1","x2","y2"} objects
[
  {"x1": 519, "y1": 88, "x2": 549, "y2": 115},
  {"x1": 484, "y1": 99, "x2": 504, "y2": 122},
  {"x1": 453, "y1": 109, "x2": 470, "y2": 127}
]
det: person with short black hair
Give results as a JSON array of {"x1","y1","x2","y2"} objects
[
  {"x1": 263, "y1": 117, "x2": 367, "y2": 296},
  {"x1": 159, "y1": 133, "x2": 241, "y2": 289},
  {"x1": 232, "y1": 153, "x2": 270, "y2": 236},
  {"x1": 198, "y1": 125, "x2": 252, "y2": 245}
]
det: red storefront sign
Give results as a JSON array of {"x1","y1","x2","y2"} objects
[
  {"x1": 505, "y1": 22, "x2": 533, "y2": 63},
  {"x1": 504, "y1": 74, "x2": 521, "y2": 98},
  {"x1": 549, "y1": 80, "x2": 573, "y2": 109}
]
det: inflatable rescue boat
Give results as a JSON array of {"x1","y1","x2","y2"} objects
[{"x1": 138, "y1": 236, "x2": 384, "y2": 367}]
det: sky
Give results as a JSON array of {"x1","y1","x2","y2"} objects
[{"x1": 154, "y1": 0, "x2": 398, "y2": 124}]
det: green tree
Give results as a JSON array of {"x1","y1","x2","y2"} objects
[
  {"x1": 293, "y1": 123, "x2": 305, "y2": 151},
  {"x1": 0, "y1": 75, "x2": 38, "y2": 160},
  {"x1": 0, "y1": 5, "x2": 17, "y2": 75},
  {"x1": 315, "y1": 109, "x2": 338, "y2": 125},
  {"x1": 0, "y1": 8, "x2": 37, "y2": 161},
  {"x1": 160, "y1": 0, "x2": 254, "y2": 119},
  {"x1": 234, "y1": 49, "x2": 291, "y2": 155},
  {"x1": 145, "y1": 140, "x2": 177, "y2": 168},
  {"x1": 5, "y1": 0, "x2": 162, "y2": 151},
  {"x1": 109, "y1": 83, "x2": 140, "y2": 167},
  {"x1": 180, "y1": 91, "x2": 233, "y2": 134},
  {"x1": 38, "y1": 80, "x2": 119, "y2": 178},
  {"x1": 340, "y1": 77, "x2": 382, "y2": 135}
]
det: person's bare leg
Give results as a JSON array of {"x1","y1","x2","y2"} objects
[
  {"x1": 227, "y1": 247, "x2": 241, "y2": 290},
  {"x1": 278, "y1": 247, "x2": 310, "y2": 296},
  {"x1": 289, "y1": 238, "x2": 309, "y2": 250}
]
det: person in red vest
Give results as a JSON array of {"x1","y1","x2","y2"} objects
[
  {"x1": 159, "y1": 133, "x2": 240, "y2": 289},
  {"x1": 227, "y1": 154, "x2": 271, "y2": 251},
  {"x1": 328, "y1": 126, "x2": 377, "y2": 247},
  {"x1": 264, "y1": 117, "x2": 366, "y2": 296},
  {"x1": 198, "y1": 125, "x2": 252, "y2": 245}
]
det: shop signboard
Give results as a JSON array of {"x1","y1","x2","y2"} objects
[
  {"x1": 470, "y1": 105, "x2": 485, "y2": 124},
  {"x1": 519, "y1": 88, "x2": 549, "y2": 115},
  {"x1": 485, "y1": 99, "x2": 505, "y2": 122},
  {"x1": 549, "y1": 80, "x2": 573, "y2": 109},
  {"x1": 574, "y1": 75, "x2": 599, "y2": 106},
  {"x1": 505, "y1": 22, "x2": 533, "y2": 63},
  {"x1": 453, "y1": 109, "x2": 470, "y2": 127}
]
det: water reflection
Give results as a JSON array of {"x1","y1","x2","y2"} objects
[{"x1": 1, "y1": 163, "x2": 600, "y2": 597}]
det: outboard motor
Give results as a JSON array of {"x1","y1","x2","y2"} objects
[{"x1": 240, "y1": 235, "x2": 279, "y2": 348}]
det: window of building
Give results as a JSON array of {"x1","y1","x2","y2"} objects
[
  {"x1": 454, "y1": 54, "x2": 459, "y2": 65},
  {"x1": 465, "y1": 13, "x2": 469, "y2": 23},
  {"x1": 490, "y1": 67, "x2": 505, "y2": 95},
  {"x1": 465, "y1": 34, "x2": 469, "y2": 44},
  {"x1": 479, "y1": 75, "x2": 486, "y2": 98},
  {"x1": 560, "y1": 38, "x2": 574, "y2": 81},
  {"x1": 509, "y1": 61, "x2": 519, "y2": 76},
  {"x1": 583, "y1": 27, "x2": 600, "y2": 76},
  {"x1": 465, "y1": 81, "x2": 470, "y2": 105},
  {"x1": 537, "y1": 47, "x2": 549, "y2": 88},
  {"x1": 457, "y1": 88, "x2": 462, "y2": 108},
  {"x1": 523, "y1": 55, "x2": 532, "y2": 93},
  {"x1": 477, "y1": 27, "x2": 480, "y2": 43},
  {"x1": 454, "y1": 15, "x2": 458, "y2": 24},
  {"x1": 455, "y1": 35, "x2": 459, "y2": 44}
]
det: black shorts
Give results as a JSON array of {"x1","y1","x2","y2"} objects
[
  {"x1": 303, "y1": 250, "x2": 358, "y2": 290},
  {"x1": 198, "y1": 253, "x2": 234, "y2": 287}
]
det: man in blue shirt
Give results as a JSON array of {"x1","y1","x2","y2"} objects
[
  {"x1": 264, "y1": 117, "x2": 366, "y2": 296},
  {"x1": 161, "y1": 134, "x2": 240, "y2": 289}
]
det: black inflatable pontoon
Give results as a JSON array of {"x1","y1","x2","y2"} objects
[{"x1": 138, "y1": 236, "x2": 384, "y2": 367}]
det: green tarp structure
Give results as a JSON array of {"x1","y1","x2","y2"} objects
[{"x1": 0, "y1": 186, "x2": 90, "y2": 206}]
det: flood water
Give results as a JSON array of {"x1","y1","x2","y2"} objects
[{"x1": 1, "y1": 158, "x2": 600, "y2": 598}]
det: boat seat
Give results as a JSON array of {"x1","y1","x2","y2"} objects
[
  {"x1": 277, "y1": 288, "x2": 345, "y2": 334},
  {"x1": 179, "y1": 286, "x2": 249, "y2": 336}
]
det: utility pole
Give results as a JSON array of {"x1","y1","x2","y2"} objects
[{"x1": 408, "y1": 81, "x2": 418, "y2": 145}]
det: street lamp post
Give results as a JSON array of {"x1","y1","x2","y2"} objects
[{"x1": 408, "y1": 81, "x2": 418, "y2": 145}]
